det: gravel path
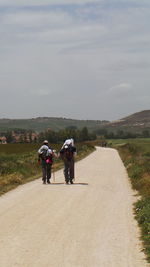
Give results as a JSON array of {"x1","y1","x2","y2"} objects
[{"x1": 0, "y1": 147, "x2": 149, "y2": 267}]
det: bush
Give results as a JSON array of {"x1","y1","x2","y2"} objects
[
  {"x1": 135, "y1": 198, "x2": 150, "y2": 261},
  {"x1": 128, "y1": 164, "x2": 143, "y2": 180}
]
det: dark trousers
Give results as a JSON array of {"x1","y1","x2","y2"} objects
[
  {"x1": 41, "y1": 161, "x2": 52, "y2": 182},
  {"x1": 64, "y1": 159, "x2": 74, "y2": 182}
]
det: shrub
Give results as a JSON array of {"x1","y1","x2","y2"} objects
[{"x1": 135, "y1": 198, "x2": 150, "y2": 261}]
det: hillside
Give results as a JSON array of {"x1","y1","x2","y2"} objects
[
  {"x1": 122, "y1": 110, "x2": 150, "y2": 123},
  {"x1": 107, "y1": 110, "x2": 150, "y2": 128},
  {"x1": 0, "y1": 117, "x2": 108, "y2": 132},
  {"x1": 0, "y1": 110, "x2": 149, "y2": 134}
]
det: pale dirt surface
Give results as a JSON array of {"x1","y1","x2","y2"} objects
[{"x1": 0, "y1": 147, "x2": 149, "y2": 267}]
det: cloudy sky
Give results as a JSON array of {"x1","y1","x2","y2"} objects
[{"x1": 0, "y1": 0, "x2": 150, "y2": 121}]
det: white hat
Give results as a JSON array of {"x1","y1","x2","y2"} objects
[
  {"x1": 64, "y1": 138, "x2": 74, "y2": 146},
  {"x1": 43, "y1": 140, "x2": 48, "y2": 144}
]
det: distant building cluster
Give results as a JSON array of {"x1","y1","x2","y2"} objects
[
  {"x1": 0, "y1": 136, "x2": 7, "y2": 144},
  {"x1": 0, "y1": 131, "x2": 39, "y2": 144}
]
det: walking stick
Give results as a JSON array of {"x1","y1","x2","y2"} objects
[
  {"x1": 52, "y1": 163, "x2": 55, "y2": 183},
  {"x1": 73, "y1": 157, "x2": 75, "y2": 182},
  {"x1": 52, "y1": 150, "x2": 57, "y2": 183}
]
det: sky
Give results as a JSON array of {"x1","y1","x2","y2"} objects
[{"x1": 0, "y1": 0, "x2": 150, "y2": 121}]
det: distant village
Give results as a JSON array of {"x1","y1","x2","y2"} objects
[{"x1": 0, "y1": 130, "x2": 38, "y2": 144}]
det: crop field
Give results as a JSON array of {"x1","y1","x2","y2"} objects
[
  {"x1": 0, "y1": 142, "x2": 95, "y2": 196},
  {"x1": 109, "y1": 138, "x2": 150, "y2": 262}
]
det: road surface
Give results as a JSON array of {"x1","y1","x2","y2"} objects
[{"x1": 0, "y1": 147, "x2": 149, "y2": 267}]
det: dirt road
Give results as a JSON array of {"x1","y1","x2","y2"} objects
[{"x1": 0, "y1": 147, "x2": 149, "y2": 267}]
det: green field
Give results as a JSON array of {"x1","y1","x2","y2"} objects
[
  {"x1": 0, "y1": 142, "x2": 95, "y2": 196},
  {"x1": 109, "y1": 138, "x2": 150, "y2": 262}
]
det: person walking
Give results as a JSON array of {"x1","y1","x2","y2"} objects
[
  {"x1": 38, "y1": 140, "x2": 55, "y2": 184},
  {"x1": 59, "y1": 139, "x2": 76, "y2": 184}
]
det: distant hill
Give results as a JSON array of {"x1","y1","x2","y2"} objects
[
  {"x1": 0, "y1": 110, "x2": 149, "y2": 134},
  {"x1": 100, "y1": 110, "x2": 150, "y2": 135},
  {"x1": 0, "y1": 117, "x2": 109, "y2": 133},
  {"x1": 108, "y1": 110, "x2": 150, "y2": 128},
  {"x1": 122, "y1": 110, "x2": 150, "y2": 123}
]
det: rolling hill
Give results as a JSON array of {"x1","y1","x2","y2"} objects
[
  {"x1": 101, "y1": 110, "x2": 150, "y2": 135},
  {"x1": 0, "y1": 117, "x2": 108, "y2": 133},
  {"x1": 0, "y1": 110, "x2": 149, "y2": 133},
  {"x1": 108, "y1": 110, "x2": 150, "y2": 128}
]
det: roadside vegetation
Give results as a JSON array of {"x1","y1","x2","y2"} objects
[
  {"x1": 0, "y1": 142, "x2": 95, "y2": 196},
  {"x1": 109, "y1": 138, "x2": 150, "y2": 262}
]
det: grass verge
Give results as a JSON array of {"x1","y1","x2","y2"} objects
[{"x1": 109, "y1": 138, "x2": 150, "y2": 262}]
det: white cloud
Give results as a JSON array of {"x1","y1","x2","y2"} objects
[
  {"x1": 108, "y1": 83, "x2": 134, "y2": 98},
  {"x1": 2, "y1": 10, "x2": 73, "y2": 28},
  {"x1": 0, "y1": 0, "x2": 99, "y2": 6},
  {"x1": 110, "y1": 83, "x2": 132, "y2": 91},
  {"x1": 0, "y1": 0, "x2": 150, "y2": 6},
  {"x1": 34, "y1": 89, "x2": 50, "y2": 96}
]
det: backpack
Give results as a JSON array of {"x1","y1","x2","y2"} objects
[
  {"x1": 40, "y1": 147, "x2": 48, "y2": 160},
  {"x1": 64, "y1": 145, "x2": 74, "y2": 161},
  {"x1": 46, "y1": 150, "x2": 53, "y2": 164}
]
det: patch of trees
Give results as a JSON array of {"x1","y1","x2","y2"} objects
[
  {"x1": 95, "y1": 129, "x2": 150, "y2": 139},
  {"x1": 38, "y1": 127, "x2": 96, "y2": 143}
]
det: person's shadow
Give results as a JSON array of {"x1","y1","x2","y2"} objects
[
  {"x1": 50, "y1": 182, "x2": 88, "y2": 186},
  {"x1": 71, "y1": 183, "x2": 88, "y2": 186}
]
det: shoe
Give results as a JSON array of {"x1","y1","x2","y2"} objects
[
  {"x1": 65, "y1": 181, "x2": 69, "y2": 184},
  {"x1": 43, "y1": 181, "x2": 46, "y2": 184},
  {"x1": 47, "y1": 181, "x2": 51, "y2": 184},
  {"x1": 70, "y1": 180, "x2": 73, "y2": 184}
]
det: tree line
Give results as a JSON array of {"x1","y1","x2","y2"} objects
[
  {"x1": 38, "y1": 127, "x2": 96, "y2": 143},
  {"x1": 1, "y1": 127, "x2": 150, "y2": 144},
  {"x1": 95, "y1": 128, "x2": 150, "y2": 139}
]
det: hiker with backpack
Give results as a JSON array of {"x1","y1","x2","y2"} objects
[
  {"x1": 59, "y1": 139, "x2": 76, "y2": 184},
  {"x1": 38, "y1": 140, "x2": 55, "y2": 184}
]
